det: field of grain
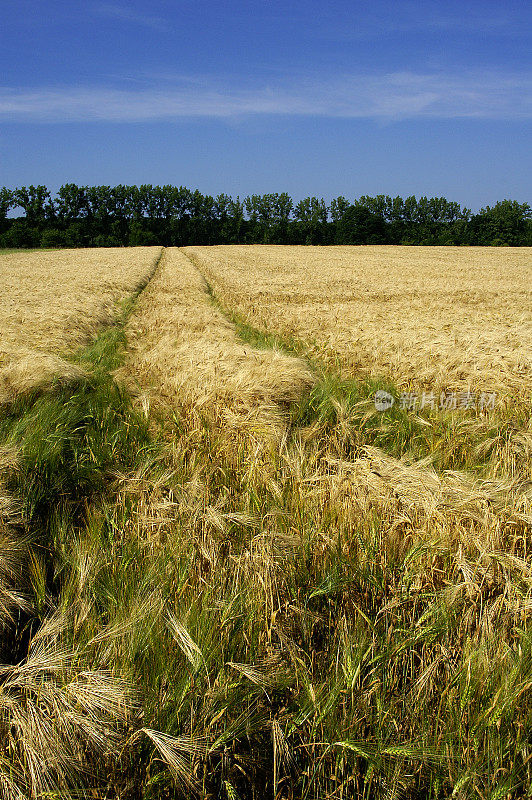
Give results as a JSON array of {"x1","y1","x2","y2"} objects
[
  {"x1": 186, "y1": 245, "x2": 532, "y2": 399},
  {"x1": 1, "y1": 245, "x2": 532, "y2": 799},
  {"x1": 0, "y1": 246, "x2": 161, "y2": 403},
  {"x1": 124, "y1": 247, "x2": 313, "y2": 438}
]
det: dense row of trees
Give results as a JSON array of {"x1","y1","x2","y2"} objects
[{"x1": 0, "y1": 184, "x2": 530, "y2": 247}]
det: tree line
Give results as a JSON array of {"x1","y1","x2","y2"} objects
[{"x1": 0, "y1": 184, "x2": 530, "y2": 248}]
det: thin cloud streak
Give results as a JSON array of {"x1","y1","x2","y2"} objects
[
  {"x1": 0, "y1": 72, "x2": 531, "y2": 122},
  {"x1": 319, "y1": 10, "x2": 526, "y2": 41},
  {"x1": 94, "y1": 3, "x2": 167, "y2": 31}
]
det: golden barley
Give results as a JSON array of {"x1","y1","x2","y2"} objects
[
  {"x1": 124, "y1": 247, "x2": 314, "y2": 438},
  {"x1": 0, "y1": 247, "x2": 161, "y2": 403},
  {"x1": 186, "y1": 245, "x2": 532, "y2": 399}
]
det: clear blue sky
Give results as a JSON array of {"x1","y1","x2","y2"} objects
[{"x1": 1, "y1": 0, "x2": 530, "y2": 210}]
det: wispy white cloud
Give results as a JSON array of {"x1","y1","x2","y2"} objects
[
  {"x1": 271, "y1": 0, "x2": 530, "y2": 43},
  {"x1": 0, "y1": 71, "x2": 530, "y2": 122},
  {"x1": 93, "y1": 3, "x2": 167, "y2": 31},
  {"x1": 325, "y1": 5, "x2": 527, "y2": 39}
]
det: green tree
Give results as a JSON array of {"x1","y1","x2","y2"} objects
[
  {"x1": 469, "y1": 200, "x2": 531, "y2": 246},
  {"x1": 336, "y1": 205, "x2": 387, "y2": 244},
  {"x1": 294, "y1": 197, "x2": 328, "y2": 244},
  {"x1": 329, "y1": 196, "x2": 350, "y2": 223},
  {"x1": 0, "y1": 187, "x2": 13, "y2": 233},
  {"x1": 55, "y1": 184, "x2": 89, "y2": 222},
  {"x1": 13, "y1": 185, "x2": 54, "y2": 227}
]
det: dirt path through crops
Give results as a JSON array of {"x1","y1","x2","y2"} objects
[{"x1": 122, "y1": 247, "x2": 313, "y2": 436}]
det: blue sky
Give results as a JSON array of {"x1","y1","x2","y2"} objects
[{"x1": 0, "y1": 0, "x2": 530, "y2": 209}]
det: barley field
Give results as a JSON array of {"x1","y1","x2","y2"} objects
[
  {"x1": 0, "y1": 245, "x2": 531, "y2": 799},
  {"x1": 186, "y1": 245, "x2": 532, "y2": 399},
  {"x1": 0, "y1": 246, "x2": 161, "y2": 403},
  {"x1": 124, "y1": 248, "x2": 313, "y2": 437}
]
